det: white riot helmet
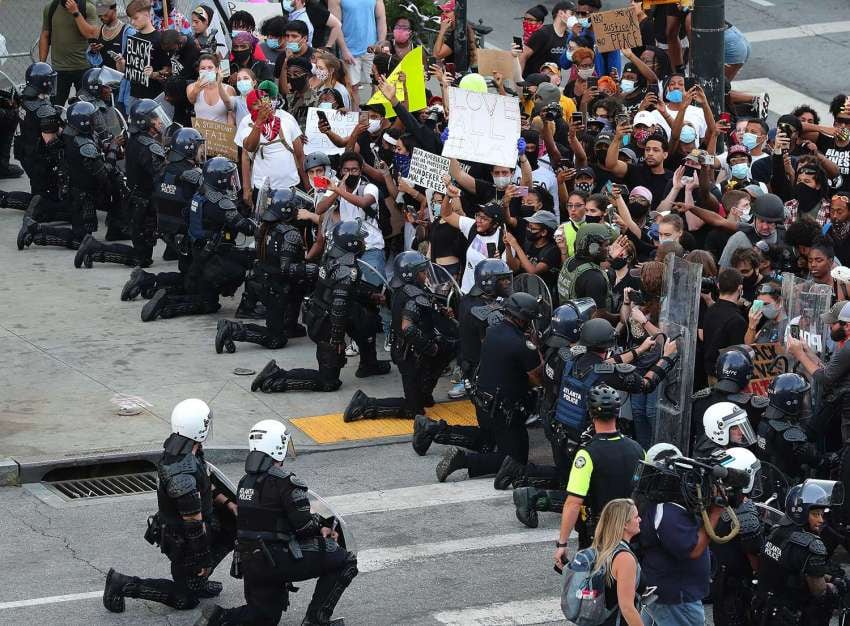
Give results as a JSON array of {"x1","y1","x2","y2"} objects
[
  {"x1": 719, "y1": 447, "x2": 761, "y2": 494},
  {"x1": 703, "y1": 402, "x2": 756, "y2": 447},
  {"x1": 170, "y1": 398, "x2": 212, "y2": 443},
  {"x1": 646, "y1": 442, "x2": 682, "y2": 464},
  {"x1": 248, "y1": 420, "x2": 290, "y2": 462}
]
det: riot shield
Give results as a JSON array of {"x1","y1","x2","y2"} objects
[
  {"x1": 654, "y1": 255, "x2": 703, "y2": 453},
  {"x1": 253, "y1": 178, "x2": 271, "y2": 222},
  {"x1": 427, "y1": 262, "x2": 461, "y2": 309},
  {"x1": 782, "y1": 275, "x2": 833, "y2": 359},
  {"x1": 0, "y1": 69, "x2": 18, "y2": 100},
  {"x1": 513, "y1": 273, "x2": 553, "y2": 332}
]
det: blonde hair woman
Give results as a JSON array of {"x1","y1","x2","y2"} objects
[{"x1": 590, "y1": 498, "x2": 644, "y2": 626}]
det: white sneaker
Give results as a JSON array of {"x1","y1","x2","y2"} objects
[
  {"x1": 383, "y1": 334, "x2": 392, "y2": 352},
  {"x1": 449, "y1": 366, "x2": 462, "y2": 383},
  {"x1": 448, "y1": 382, "x2": 467, "y2": 399},
  {"x1": 345, "y1": 341, "x2": 359, "y2": 357}
]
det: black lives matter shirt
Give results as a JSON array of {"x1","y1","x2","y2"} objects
[
  {"x1": 817, "y1": 133, "x2": 850, "y2": 192},
  {"x1": 523, "y1": 25, "x2": 568, "y2": 77}
]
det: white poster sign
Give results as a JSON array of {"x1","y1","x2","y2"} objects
[
  {"x1": 407, "y1": 148, "x2": 450, "y2": 193},
  {"x1": 305, "y1": 108, "x2": 360, "y2": 156},
  {"x1": 442, "y1": 87, "x2": 521, "y2": 168}
]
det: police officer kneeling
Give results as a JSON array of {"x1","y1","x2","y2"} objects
[
  {"x1": 197, "y1": 420, "x2": 357, "y2": 626},
  {"x1": 757, "y1": 479, "x2": 847, "y2": 626}
]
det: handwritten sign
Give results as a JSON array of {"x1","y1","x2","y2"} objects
[
  {"x1": 744, "y1": 342, "x2": 785, "y2": 397},
  {"x1": 192, "y1": 117, "x2": 238, "y2": 162},
  {"x1": 442, "y1": 88, "x2": 521, "y2": 169},
  {"x1": 304, "y1": 107, "x2": 360, "y2": 156},
  {"x1": 408, "y1": 148, "x2": 451, "y2": 193},
  {"x1": 476, "y1": 49, "x2": 516, "y2": 80},
  {"x1": 226, "y1": 1, "x2": 284, "y2": 24},
  {"x1": 590, "y1": 8, "x2": 643, "y2": 53},
  {"x1": 125, "y1": 36, "x2": 152, "y2": 86}
]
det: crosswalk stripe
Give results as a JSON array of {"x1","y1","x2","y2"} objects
[
  {"x1": 0, "y1": 592, "x2": 102, "y2": 611},
  {"x1": 732, "y1": 78, "x2": 831, "y2": 124},
  {"x1": 432, "y1": 597, "x2": 563, "y2": 625},
  {"x1": 744, "y1": 20, "x2": 850, "y2": 44}
]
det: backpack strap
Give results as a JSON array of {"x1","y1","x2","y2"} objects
[{"x1": 48, "y1": 0, "x2": 87, "y2": 34}]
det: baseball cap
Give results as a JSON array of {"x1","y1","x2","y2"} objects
[
  {"x1": 541, "y1": 62, "x2": 560, "y2": 75},
  {"x1": 822, "y1": 301, "x2": 850, "y2": 324},
  {"x1": 575, "y1": 166, "x2": 595, "y2": 179},
  {"x1": 96, "y1": 0, "x2": 116, "y2": 14},
  {"x1": 633, "y1": 111, "x2": 655, "y2": 127},
  {"x1": 744, "y1": 184, "x2": 766, "y2": 198},
  {"x1": 619, "y1": 147, "x2": 638, "y2": 162},
  {"x1": 727, "y1": 144, "x2": 752, "y2": 161},
  {"x1": 526, "y1": 210, "x2": 560, "y2": 231},
  {"x1": 519, "y1": 73, "x2": 549, "y2": 87},
  {"x1": 630, "y1": 186, "x2": 653, "y2": 204}
]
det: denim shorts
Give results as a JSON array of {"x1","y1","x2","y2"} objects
[
  {"x1": 642, "y1": 600, "x2": 705, "y2": 626},
  {"x1": 724, "y1": 25, "x2": 751, "y2": 66}
]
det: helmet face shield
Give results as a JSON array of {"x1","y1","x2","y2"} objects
[
  {"x1": 728, "y1": 414, "x2": 757, "y2": 447},
  {"x1": 801, "y1": 479, "x2": 844, "y2": 509},
  {"x1": 150, "y1": 105, "x2": 173, "y2": 135}
]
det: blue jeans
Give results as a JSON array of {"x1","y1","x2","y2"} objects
[
  {"x1": 724, "y1": 25, "x2": 751, "y2": 66},
  {"x1": 359, "y1": 248, "x2": 390, "y2": 334},
  {"x1": 642, "y1": 600, "x2": 704, "y2": 626},
  {"x1": 631, "y1": 389, "x2": 658, "y2": 450}
]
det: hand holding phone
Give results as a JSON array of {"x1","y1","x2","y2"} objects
[
  {"x1": 790, "y1": 324, "x2": 800, "y2": 339},
  {"x1": 515, "y1": 186, "x2": 529, "y2": 197},
  {"x1": 512, "y1": 36, "x2": 523, "y2": 50}
]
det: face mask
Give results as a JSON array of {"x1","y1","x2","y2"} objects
[
  {"x1": 742, "y1": 132, "x2": 759, "y2": 150},
  {"x1": 578, "y1": 68, "x2": 594, "y2": 80},
  {"x1": 743, "y1": 272, "x2": 759, "y2": 287},
  {"x1": 231, "y1": 30, "x2": 244, "y2": 38},
  {"x1": 838, "y1": 128, "x2": 850, "y2": 143},
  {"x1": 282, "y1": 0, "x2": 294, "y2": 10},
  {"x1": 566, "y1": 15, "x2": 579, "y2": 29},
  {"x1": 832, "y1": 326, "x2": 847, "y2": 342},
  {"x1": 620, "y1": 79, "x2": 635, "y2": 94},
  {"x1": 633, "y1": 128, "x2": 650, "y2": 144},
  {"x1": 201, "y1": 69, "x2": 218, "y2": 83},
  {"x1": 610, "y1": 257, "x2": 628, "y2": 270},
  {"x1": 266, "y1": 38, "x2": 280, "y2": 50},
  {"x1": 578, "y1": 17, "x2": 590, "y2": 28},
  {"x1": 731, "y1": 163, "x2": 749, "y2": 180},
  {"x1": 525, "y1": 151, "x2": 538, "y2": 169},
  {"x1": 289, "y1": 76, "x2": 307, "y2": 91},
  {"x1": 576, "y1": 181, "x2": 592, "y2": 193},
  {"x1": 522, "y1": 20, "x2": 543, "y2": 44},
  {"x1": 344, "y1": 175, "x2": 360, "y2": 190},
  {"x1": 493, "y1": 175, "x2": 511, "y2": 189},
  {"x1": 680, "y1": 126, "x2": 697, "y2": 144},
  {"x1": 313, "y1": 68, "x2": 329, "y2": 82},
  {"x1": 394, "y1": 153, "x2": 412, "y2": 177},
  {"x1": 666, "y1": 89, "x2": 683, "y2": 104},
  {"x1": 740, "y1": 208, "x2": 751, "y2": 222},
  {"x1": 432, "y1": 202, "x2": 441, "y2": 217},
  {"x1": 233, "y1": 49, "x2": 252, "y2": 65},
  {"x1": 286, "y1": 42, "x2": 301, "y2": 53},
  {"x1": 526, "y1": 230, "x2": 544, "y2": 241},
  {"x1": 585, "y1": 214, "x2": 603, "y2": 223},
  {"x1": 564, "y1": 49, "x2": 574, "y2": 62},
  {"x1": 393, "y1": 27, "x2": 412, "y2": 44},
  {"x1": 367, "y1": 119, "x2": 382, "y2": 134},
  {"x1": 236, "y1": 79, "x2": 254, "y2": 95},
  {"x1": 318, "y1": 101, "x2": 334, "y2": 110},
  {"x1": 761, "y1": 303, "x2": 779, "y2": 320}
]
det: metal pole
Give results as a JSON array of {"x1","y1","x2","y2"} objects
[
  {"x1": 454, "y1": 0, "x2": 469, "y2": 73},
  {"x1": 691, "y1": 0, "x2": 725, "y2": 117}
]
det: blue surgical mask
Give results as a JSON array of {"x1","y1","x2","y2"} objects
[
  {"x1": 282, "y1": 0, "x2": 294, "y2": 10},
  {"x1": 742, "y1": 132, "x2": 759, "y2": 150},
  {"x1": 620, "y1": 79, "x2": 635, "y2": 94},
  {"x1": 578, "y1": 17, "x2": 590, "y2": 28},
  {"x1": 266, "y1": 38, "x2": 280, "y2": 50},
  {"x1": 666, "y1": 89, "x2": 683, "y2": 104},
  {"x1": 318, "y1": 101, "x2": 334, "y2": 110},
  {"x1": 231, "y1": 30, "x2": 243, "y2": 38},
  {"x1": 286, "y1": 42, "x2": 301, "y2": 53},
  {"x1": 237, "y1": 79, "x2": 253, "y2": 95},
  {"x1": 200, "y1": 70, "x2": 216, "y2": 83},
  {"x1": 731, "y1": 163, "x2": 749, "y2": 180},
  {"x1": 432, "y1": 202, "x2": 441, "y2": 217},
  {"x1": 680, "y1": 126, "x2": 697, "y2": 144}
]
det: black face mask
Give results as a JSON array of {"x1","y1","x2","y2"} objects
[
  {"x1": 610, "y1": 257, "x2": 628, "y2": 270},
  {"x1": 233, "y1": 49, "x2": 252, "y2": 65},
  {"x1": 585, "y1": 215, "x2": 603, "y2": 223},
  {"x1": 345, "y1": 175, "x2": 361, "y2": 190},
  {"x1": 795, "y1": 183, "x2": 822, "y2": 214},
  {"x1": 743, "y1": 272, "x2": 759, "y2": 287},
  {"x1": 526, "y1": 230, "x2": 544, "y2": 242},
  {"x1": 289, "y1": 76, "x2": 307, "y2": 92},
  {"x1": 525, "y1": 151, "x2": 538, "y2": 169},
  {"x1": 831, "y1": 326, "x2": 847, "y2": 342},
  {"x1": 379, "y1": 148, "x2": 394, "y2": 164}
]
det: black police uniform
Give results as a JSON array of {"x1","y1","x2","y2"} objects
[
  {"x1": 757, "y1": 519, "x2": 834, "y2": 626},
  {"x1": 756, "y1": 416, "x2": 820, "y2": 486},
  {"x1": 125, "y1": 130, "x2": 166, "y2": 265},
  {"x1": 103, "y1": 434, "x2": 233, "y2": 612},
  {"x1": 215, "y1": 452, "x2": 358, "y2": 625},
  {"x1": 457, "y1": 293, "x2": 500, "y2": 382},
  {"x1": 0, "y1": 84, "x2": 21, "y2": 179}
]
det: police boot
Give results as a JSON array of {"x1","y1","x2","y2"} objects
[
  {"x1": 194, "y1": 605, "x2": 225, "y2": 626},
  {"x1": 105, "y1": 224, "x2": 132, "y2": 241},
  {"x1": 16, "y1": 215, "x2": 37, "y2": 250},
  {"x1": 436, "y1": 447, "x2": 467, "y2": 482},
  {"x1": 121, "y1": 268, "x2": 157, "y2": 301},
  {"x1": 413, "y1": 415, "x2": 446, "y2": 456},
  {"x1": 343, "y1": 390, "x2": 369, "y2": 422},
  {"x1": 494, "y1": 456, "x2": 526, "y2": 490},
  {"x1": 513, "y1": 487, "x2": 566, "y2": 529},
  {"x1": 215, "y1": 320, "x2": 243, "y2": 354},
  {"x1": 102, "y1": 568, "x2": 131, "y2": 613},
  {"x1": 355, "y1": 340, "x2": 391, "y2": 378},
  {"x1": 251, "y1": 360, "x2": 284, "y2": 392},
  {"x1": 140, "y1": 289, "x2": 168, "y2": 322},
  {"x1": 74, "y1": 234, "x2": 100, "y2": 268},
  {"x1": 303, "y1": 552, "x2": 358, "y2": 625},
  {"x1": 234, "y1": 291, "x2": 266, "y2": 320}
]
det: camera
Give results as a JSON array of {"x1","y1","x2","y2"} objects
[
  {"x1": 541, "y1": 103, "x2": 563, "y2": 122},
  {"x1": 700, "y1": 276, "x2": 717, "y2": 295},
  {"x1": 629, "y1": 289, "x2": 647, "y2": 306},
  {"x1": 778, "y1": 122, "x2": 796, "y2": 136}
]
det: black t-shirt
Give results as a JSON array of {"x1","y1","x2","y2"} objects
[
  {"x1": 623, "y1": 163, "x2": 673, "y2": 210},
  {"x1": 702, "y1": 299, "x2": 747, "y2": 374},
  {"x1": 524, "y1": 25, "x2": 568, "y2": 77},
  {"x1": 167, "y1": 39, "x2": 200, "y2": 80},
  {"x1": 128, "y1": 30, "x2": 168, "y2": 99},
  {"x1": 817, "y1": 133, "x2": 850, "y2": 191},
  {"x1": 429, "y1": 218, "x2": 466, "y2": 260},
  {"x1": 306, "y1": 0, "x2": 331, "y2": 48},
  {"x1": 97, "y1": 23, "x2": 127, "y2": 71},
  {"x1": 477, "y1": 319, "x2": 540, "y2": 402},
  {"x1": 523, "y1": 239, "x2": 561, "y2": 296}
]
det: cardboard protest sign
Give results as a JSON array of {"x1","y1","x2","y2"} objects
[
  {"x1": 305, "y1": 108, "x2": 360, "y2": 156},
  {"x1": 476, "y1": 49, "x2": 516, "y2": 79},
  {"x1": 192, "y1": 117, "x2": 238, "y2": 162},
  {"x1": 408, "y1": 148, "x2": 451, "y2": 193},
  {"x1": 125, "y1": 36, "x2": 152, "y2": 86},
  {"x1": 442, "y1": 87, "x2": 521, "y2": 168},
  {"x1": 743, "y1": 342, "x2": 785, "y2": 396},
  {"x1": 226, "y1": 1, "x2": 284, "y2": 24},
  {"x1": 590, "y1": 8, "x2": 643, "y2": 53},
  {"x1": 367, "y1": 46, "x2": 427, "y2": 118}
]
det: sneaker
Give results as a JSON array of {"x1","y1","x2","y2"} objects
[
  {"x1": 447, "y1": 382, "x2": 467, "y2": 400},
  {"x1": 345, "y1": 341, "x2": 359, "y2": 357},
  {"x1": 383, "y1": 334, "x2": 392, "y2": 352},
  {"x1": 449, "y1": 366, "x2": 463, "y2": 384}
]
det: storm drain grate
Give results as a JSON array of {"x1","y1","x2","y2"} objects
[{"x1": 46, "y1": 472, "x2": 158, "y2": 500}]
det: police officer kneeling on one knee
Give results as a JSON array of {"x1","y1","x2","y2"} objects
[
  {"x1": 196, "y1": 420, "x2": 357, "y2": 626},
  {"x1": 104, "y1": 399, "x2": 235, "y2": 614},
  {"x1": 756, "y1": 479, "x2": 848, "y2": 626}
]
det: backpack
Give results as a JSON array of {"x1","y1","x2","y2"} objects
[{"x1": 561, "y1": 543, "x2": 634, "y2": 626}]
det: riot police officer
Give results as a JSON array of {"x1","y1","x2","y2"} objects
[
  {"x1": 140, "y1": 157, "x2": 255, "y2": 322},
  {"x1": 694, "y1": 401, "x2": 758, "y2": 458},
  {"x1": 215, "y1": 189, "x2": 317, "y2": 353},
  {"x1": 195, "y1": 420, "x2": 358, "y2": 626},
  {"x1": 756, "y1": 479, "x2": 847, "y2": 626},
  {"x1": 120, "y1": 127, "x2": 205, "y2": 300},
  {"x1": 103, "y1": 399, "x2": 235, "y2": 614},
  {"x1": 250, "y1": 221, "x2": 374, "y2": 393},
  {"x1": 343, "y1": 251, "x2": 458, "y2": 423},
  {"x1": 18, "y1": 101, "x2": 109, "y2": 252},
  {"x1": 557, "y1": 223, "x2": 616, "y2": 317},
  {"x1": 433, "y1": 293, "x2": 543, "y2": 483}
]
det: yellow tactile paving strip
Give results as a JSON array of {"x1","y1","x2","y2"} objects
[{"x1": 290, "y1": 400, "x2": 477, "y2": 444}]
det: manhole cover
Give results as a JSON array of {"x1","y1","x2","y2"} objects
[{"x1": 234, "y1": 368, "x2": 256, "y2": 376}]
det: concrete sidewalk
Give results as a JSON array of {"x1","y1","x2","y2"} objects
[{"x1": 0, "y1": 171, "x2": 452, "y2": 469}]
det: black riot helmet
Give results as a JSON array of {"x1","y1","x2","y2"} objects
[
  {"x1": 66, "y1": 100, "x2": 97, "y2": 135},
  {"x1": 24, "y1": 62, "x2": 57, "y2": 97},
  {"x1": 202, "y1": 156, "x2": 240, "y2": 196},
  {"x1": 714, "y1": 348, "x2": 754, "y2": 393},
  {"x1": 579, "y1": 318, "x2": 616, "y2": 351},
  {"x1": 785, "y1": 479, "x2": 844, "y2": 526},
  {"x1": 128, "y1": 98, "x2": 171, "y2": 134},
  {"x1": 469, "y1": 259, "x2": 513, "y2": 297},
  {"x1": 81, "y1": 67, "x2": 100, "y2": 97},
  {"x1": 575, "y1": 223, "x2": 611, "y2": 262},
  {"x1": 262, "y1": 189, "x2": 301, "y2": 223},
  {"x1": 391, "y1": 251, "x2": 430, "y2": 287},
  {"x1": 502, "y1": 292, "x2": 541, "y2": 323},
  {"x1": 588, "y1": 384, "x2": 621, "y2": 421},
  {"x1": 329, "y1": 220, "x2": 367, "y2": 258},
  {"x1": 768, "y1": 373, "x2": 811, "y2": 418},
  {"x1": 168, "y1": 127, "x2": 206, "y2": 163},
  {"x1": 544, "y1": 298, "x2": 597, "y2": 347}
]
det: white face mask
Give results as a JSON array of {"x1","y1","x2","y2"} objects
[
  {"x1": 577, "y1": 68, "x2": 594, "y2": 80},
  {"x1": 493, "y1": 175, "x2": 511, "y2": 189},
  {"x1": 367, "y1": 119, "x2": 382, "y2": 134}
]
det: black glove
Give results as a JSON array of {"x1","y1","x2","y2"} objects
[{"x1": 832, "y1": 576, "x2": 848, "y2": 596}]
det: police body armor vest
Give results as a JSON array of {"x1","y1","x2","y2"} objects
[
  {"x1": 258, "y1": 223, "x2": 303, "y2": 276},
  {"x1": 154, "y1": 162, "x2": 196, "y2": 235},
  {"x1": 64, "y1": 134, "x2": 101, "y2": 192},
  {"x1": 391, "y1": 283, "x2": 436, "y2": 354},
  {"x1": 554, "y1": 356, "x2": 601, "y2": 436},
  {"x1": 558, "y1": 260, "x2": 613, "y2": 309},
  {"x1": 155, "y1": 451, "x2": 212, "y2": 525},
  {"x1": 126, "y1": 133, "x2": 163, "y2": 194},
  {"x1": 582, "y1": 434, "x2": 644, "y2": 515},
  {"x1": 235, "y1": 470, "x2": 291, "y2": 537},
  {"x1": 313, "y1": 255, "x2": 357, "y2": 310},
  {"x1": 758, "y1": 523, "x2": 814, "y2": 601},
  {"x1": 188, "y1": 193, "x2": 234, "y2": 243}
]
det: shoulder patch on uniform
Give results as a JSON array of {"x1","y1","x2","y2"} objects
[
  {"x1": 574, "y1": 455, "x2": 586, "y2": 469},
  {"x1": 558, "y1": 347, "x2": 573, "y2": 361},
  {"x1": 783, "y1": 427, "x2": 808, "y2": 443},
  {"x1": 289, "y1": 474, "x2": 308, "y2": 488},
  {"x1": 594, "y1": 363, "x2": 615, "y2": 374},
  {"x1": 267, "y1": 466, "x2": 292, "y2": 480},
  {"x1": 283, "y1": 229, "x2": 302, "y2": 245},
  {"x1": 79, "y1": 142, "x2": 100, "y2": 159},
  {"x1": 810, "y1": 537, "x2": 827, "y2": 556},
  {"x1": 614, "y1": 363, "x2": 636, "y2": 374},
  {"x1": 768, "y1": 419, "x2": 791, "y2": 432},
  {"x1": 150, "y1": 142, "x2": 166, "y2": 158},
  {"x1": 165, "y1": 473, "x2": 197, "y2": 498},
  {"x1": 750, "y1": 395, "x2": 769, "y2": 409},
  {"x1": 691, "y1": 387, "x2": 711, "y2": 399},
  {"x1": 789, "y1": 530, "x2": 815, "y2": 549},
  {"x1": 180, "y1": 168, "x2": 203, "y2": 186},
  {"x1": 219, "y1": 198, "x2": 237, "y2": 211}
]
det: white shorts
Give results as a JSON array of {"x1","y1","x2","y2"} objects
[{"x1": 347, "y1": 52, "x2": 375, "y2": 85}]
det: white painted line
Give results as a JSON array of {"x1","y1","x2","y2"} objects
[
  {"x1": 744, "y1": 20, "x2": 850, "y2": 43},
  {"x1": 747, "y1": 0, "x2": 774, "y2": 7},
  {"x1": 0, "y1": 591, "x2": 102, "y2": 611},
  {"x1": 326, "y1": 478, "x2": 510, "y2": 516},
  {"x1": 732, "y1": 78, "x2": 831, "y2": 123},
  {"x1": 433, "y1": 597, "x2": 563, "y2": 625},
  {"x1": 358, "y1": 529, "x2": 555, "y2": 573}
]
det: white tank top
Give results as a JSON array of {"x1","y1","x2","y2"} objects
[{"x1": 194, "y1": 88, "x2": 229, "y2": 123}]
